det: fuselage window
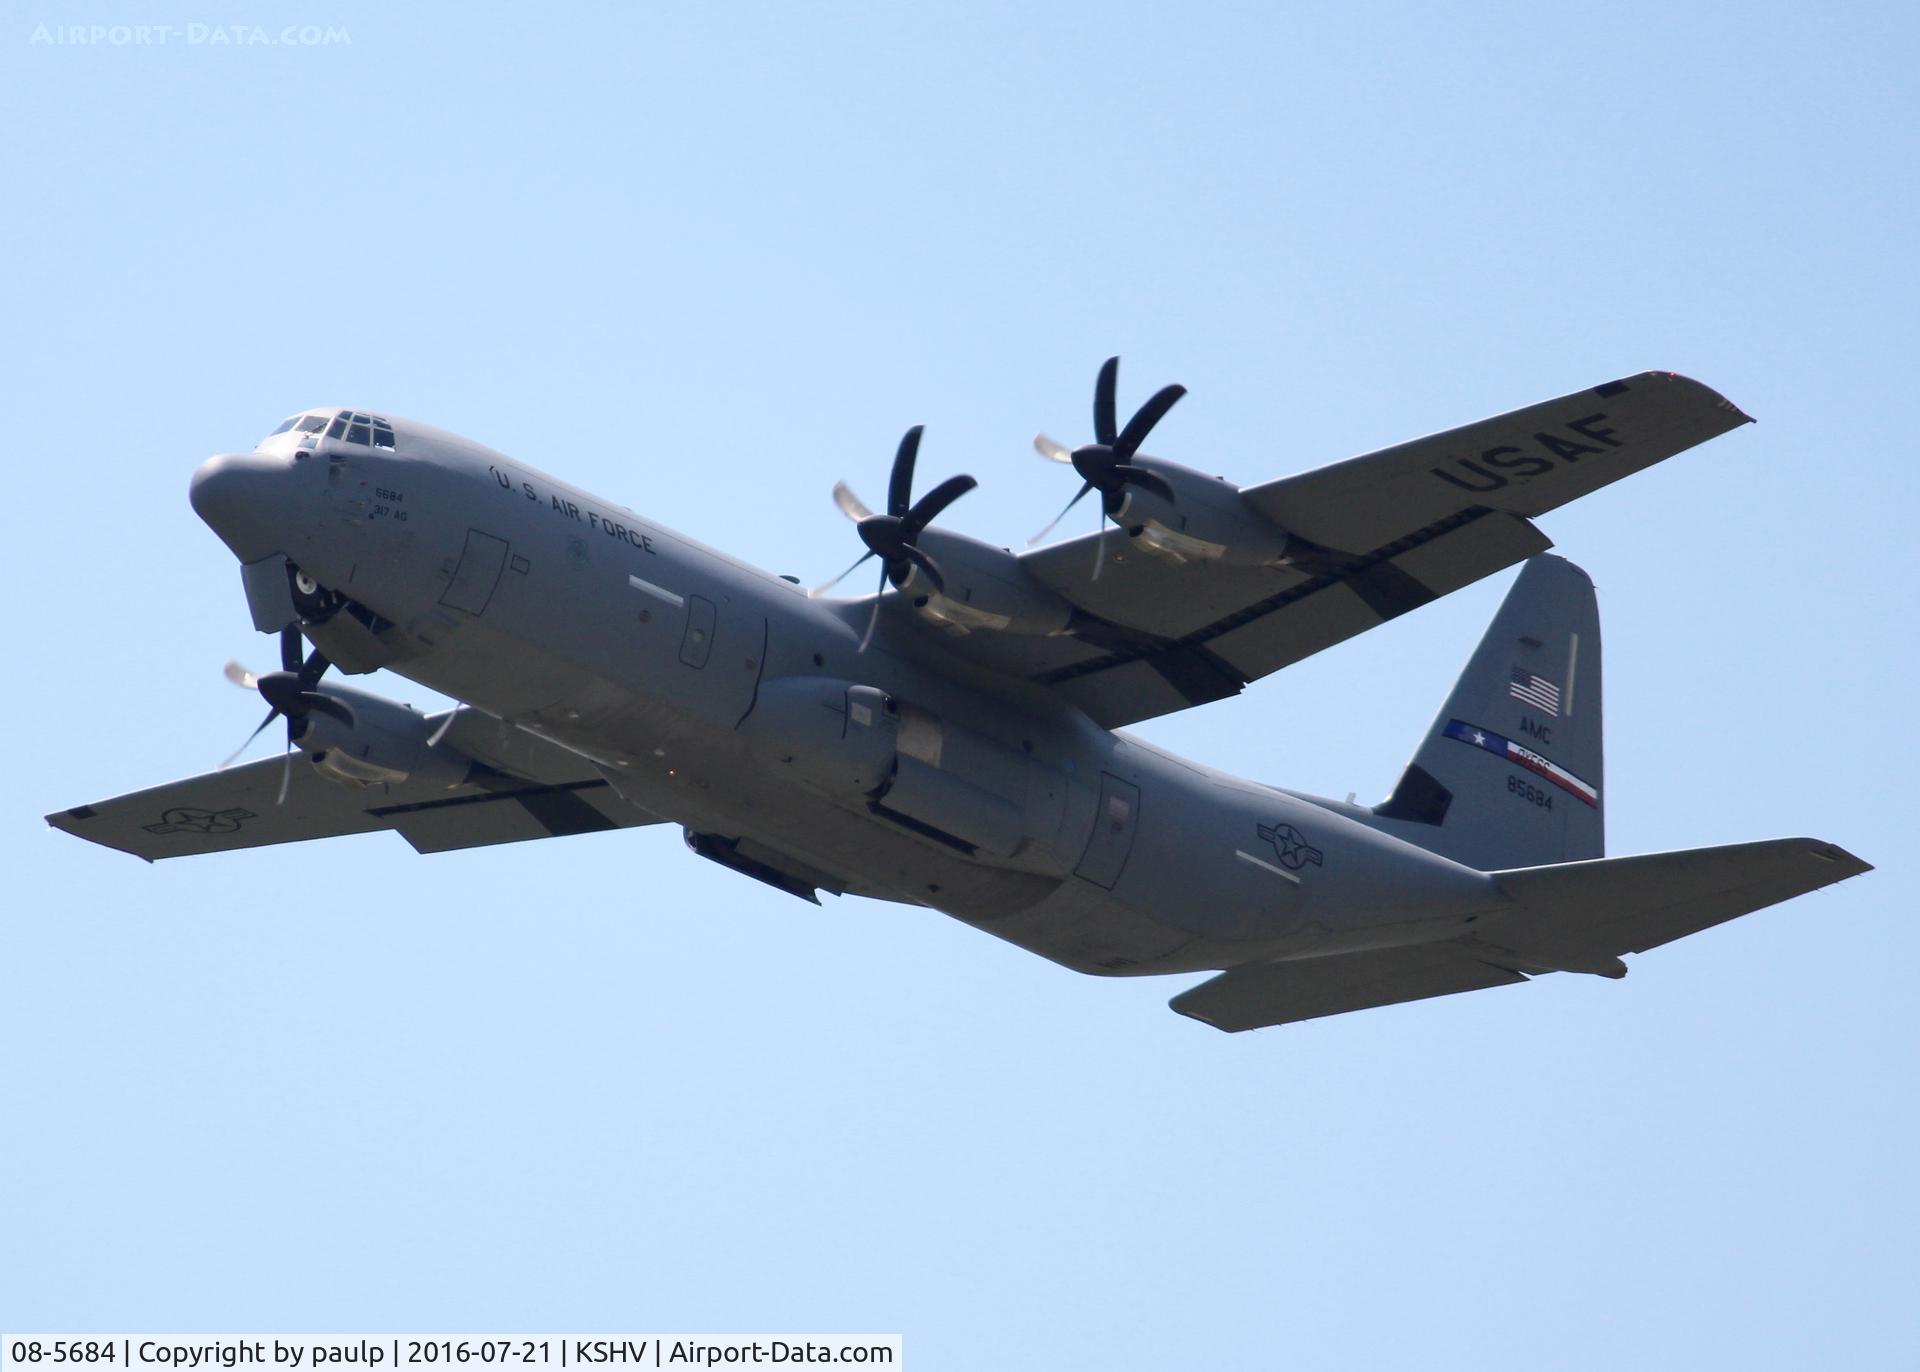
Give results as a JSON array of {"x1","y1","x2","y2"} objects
[
  {"x1": 296, "y1": 415, "x2": 328, "y2": 434},
  {"x1": 268, "y1": 416, "x2": 298, "y2": 436},
  {"x1": 371, "y1": 419, "x2": 395, "y2": 450},
  {"x1": 346, "y1": 422, "x2": 371, "y2": 445},
  {"x1": 325, "y1": 416, "x2": 347, "y2": 440}
]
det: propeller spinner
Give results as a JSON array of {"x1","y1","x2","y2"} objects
[
  {"x1": 816, "y1": 425, "x2": 978, "y2": 651},
  {"x1": 1030, "y1": 356, "x2": 1185, "y2": 576}
]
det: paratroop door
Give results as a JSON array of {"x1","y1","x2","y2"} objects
[
  {"x1": 1075, "y1": 773, "x2": 1140, "y2": 889},
  {"x1": 679, "y1": 594, "x2": 716, "y2": 668}
]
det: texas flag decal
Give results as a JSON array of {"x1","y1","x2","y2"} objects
[{"x1": 1442, "y1": 719, "x2": 1599, "y2": 807}]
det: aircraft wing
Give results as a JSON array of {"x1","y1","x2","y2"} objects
[
  {"x1": 46, "y1": 709, "x2": 665, "y2": 861},
  {"x1": 953, "y1": 372, "x2": 1749, "y2": 728}
]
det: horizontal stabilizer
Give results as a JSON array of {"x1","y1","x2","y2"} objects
[
  {"x1": 1172, "y1": 837, "x2": 1870, "y2": 1031},
  {"x1": 1171, "y1": 944, "x2": 1527, "y2": 1032},
  {"x1": 1477, "y1": 837, "x2": 1871, "y2": 968}
]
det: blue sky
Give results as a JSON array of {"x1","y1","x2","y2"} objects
[{"x1": 3, "y1": 2, "x2": 1915, "y2": 1366}]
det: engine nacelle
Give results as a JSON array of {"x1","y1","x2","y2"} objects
[
  {"x1": 1105, "y1": 457, "x2": 1295, "y2": 569},
  {"x1": 888, "y1": 528, "x2": 1073, "y2": 637},
  {"x1": 295, "y1": 685, "x2": 475, "y2": 790}
]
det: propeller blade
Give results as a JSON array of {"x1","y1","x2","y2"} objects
[
  {"x1": 858, "y1": 563, "x2": 887, "y2": 653},
  {"x1": 296, "y1": 646, "x2": 332, "y2": 688},
  {"x1": 813, "y1": 548, "x2": 875, "y2": 595},
  {"x1": 832, "y1": 480, "x2": 874, "y2": 523},
  {"x1": 219, "y1": 707, "x2": 279, "y2": 769},
  {"x1": 887, "y1": 425, "x2": 923, "y2": 518},
  {"x1": 1113, "y1": 383, "x2": 1186, "y2": 460},
  {"x1": 1094, "y1": 356, "x2": 1119, "y2": 445},
  {"x1": 220, "y1": 641, "x2": 334, "y2": 775},
  {"x1": 1027, "y1": 480, "x2": 1094, "y2": 546},
  {"x1": 1033, "y1": 433, "x2": 1074, "y2": 464},
  {"x1": 278, "y1": 734, "x2": 295, "y2": 805},
  {"x1": 902, "y1": 474, "x2": 977, "y2": 537},
  {"x1": 299, "y1": 692, "x2": 354, "y2": 726},
  {"x1": 898, "y1": 543, "x2": 946, "y2": 596},
  {"x1": 1093, "y1": 502, "x2": 1108, "y2": 581},
  {"x1": 1112, "y1": 464, "x2": 1176, "y2": 503},
  {"x1": 427, "y1": 708, "x2": 459, "y2": 748},
  {"x1": 834, "y1": 426, "x2": 968, "y2": 625}
]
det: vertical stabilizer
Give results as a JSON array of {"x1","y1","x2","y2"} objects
[{"x1": 1369, "y1": 554, "x2": 1603, "y2": 871}]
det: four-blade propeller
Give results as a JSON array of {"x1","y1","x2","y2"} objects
[
  {"x1": 222, "y1": 623, "x2": 349, "y2": 802},
  {"x1": 817, "y1": 424, "x2": 977, "y2": 650},
  {"x1": 1030, "y1": 356, "x2": 1184, "y2": 575}
]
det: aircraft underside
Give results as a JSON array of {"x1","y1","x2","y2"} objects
[{"x1": 48, "y1": 368, "x2": 1872, "y2": 1029}]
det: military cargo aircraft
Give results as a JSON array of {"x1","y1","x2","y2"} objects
[{"x1": 48, "y1": 361, "x2": 1870, "y2": 1030}]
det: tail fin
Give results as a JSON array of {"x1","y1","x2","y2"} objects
[{"x1": 1369, "y1": 553, "x2": 1602, "y2": 871}]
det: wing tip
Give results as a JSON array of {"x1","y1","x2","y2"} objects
[
  {"x1": 1168, "y1": 997, "x2": 1246, "y2": 1032},
  {"x1": 1622, "y1": 370, "x2": 1755, "y2": 425},
  {"x1": 1799, "y1": 838, "x2": 1873, "y2": 879}
]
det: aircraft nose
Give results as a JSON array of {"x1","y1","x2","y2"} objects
[{"x1": 189, "y1": 451, "x2": 291, "y2": 562}]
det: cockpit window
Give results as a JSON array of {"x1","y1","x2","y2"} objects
[
  {"x1": 322, "y1": 409, "x2": 397, "y2": 447},
  {"x1": 270, "y1": 409, "x2": 397, "y2": 449}
]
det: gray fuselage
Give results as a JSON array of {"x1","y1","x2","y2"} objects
[{"x1": 189, "y1": 416, "x2": 1506, "y2": 977}]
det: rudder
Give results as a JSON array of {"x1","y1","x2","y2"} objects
[{"x1": 1369, "y1": 553, "x2": 1603, "y2": 870}]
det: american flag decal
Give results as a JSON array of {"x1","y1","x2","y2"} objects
[{"x1": 1509, "y1": 668, "x2": 1560, "y2": 716}]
